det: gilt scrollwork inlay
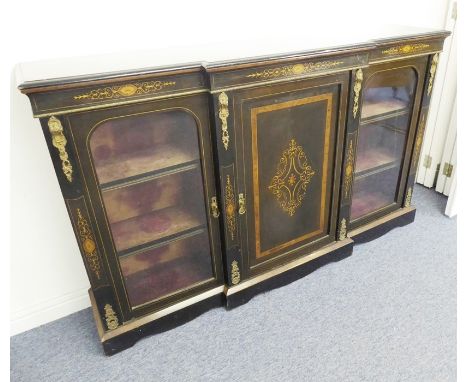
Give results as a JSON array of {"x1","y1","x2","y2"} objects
[
  {"x1": 339, "y1": 218, "x2": 347, "y2": 241},
  {"x1": 381, "y1": 43, "x2": 430, "y2": 56},
  {"x1": 268, "y1": 139, "x2": 315, "y2": 216},
  {"x1": 210, "y1": 197, "x2": 220, "y2": 218},
  {"x1": 231, "y1": 260, "x2": 240, "y2": 285},
  {"x1": 218, "y1": 92, "x2": 230, "y2": 150},
  {"x1": 225, "y1": 175, "x2": 236, "y2": 240},
  {"x1": 427, "y1": 53, "x2": 439, "y2": 96},
  {"x1": 238, "y1": 193, "x2": 246, "y2": 215},
  {"x1": 104, "y1": 304, "x2": 119, "y2": 330},
  {"x1": 48, "y1": 116, "x2": 73, "y2": 183},
  {"x1": 412, "y1": 114, "x2": 426, "y2": 168},
  {"x1": 73, "y1": 81, "x2": 176, "y2": 100},
  {"x1": 76, "y1": 208, "x2": 101, "y2": 280},
  {"x1": 344, "y1": 140, "x2": 355, "y2": 199},
  {"x1": 246, "y1": 61, "x2": 344, "y2": 80},
  {"x1": 405, "y1": 187, "x2": 413, "y2": 208},
  {"x1": 353, "y1": 69, "x2": 363, "y2": 118}
]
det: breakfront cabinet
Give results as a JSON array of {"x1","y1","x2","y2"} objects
[{"x1": 18, "y1": 28, "x2": 449, "y2": 354}]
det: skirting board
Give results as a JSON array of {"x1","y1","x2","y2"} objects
[{"x1": 10, "y1": 288, "x2": 90, "y2": 336}]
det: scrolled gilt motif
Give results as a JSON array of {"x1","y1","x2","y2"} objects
[
  {"x1": 427, "y1": 53, "x2": 439, "y2": 96},
  {"x1": 48, "y1": 116, "x2": 73, "y2": 182},
  {"x1": 344, "y1": 140, "x2": 355, "y2": 199},
  {"x1": 269, "y1": 139, "x2": 315, "y2": 216},
  {"x1": 218, "y1": 92, "x2": 230, "y2": 150},
  {"x1": 339, "y1": 218, "x2": 347, "y2": 241},
  {"x1": 246, "y1": 60, "x2": 344, "y2": 80},
  {"x1": 405, "y1": 187, "x2": 413, "y2": 208},
  {"x1": 73, "y1": 80, "x2": 176, "y2": 101},
  {"x1": 76, "y1": 208, "x2": 101, "y2": 280},
  {"x1": 412, "y1": 114, "x2": 426, "y2": 168},
  {"x1": 381, "y1": 43, "x2": 430, "y2": 56},
  {"x1": 210, "y1": 197, "x2": 220, "y2": 218},
  {"x1": 353, "y1": 69, "x2": 363, "y2": 118},
  {"x1": 238, "y1": 193, "x2": 246, "y2": 215},
  {"x1": 231, "y1": 260, "x2": 240, "y2": 285},
  {"x1": 104, "y1": 304, "x2": 119, "y2": 330},
  {"x1": 225, "y1": 175, "x2": 236, "y2": 240}
]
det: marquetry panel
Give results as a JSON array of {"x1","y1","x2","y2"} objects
[{"x1": 25, "y1": 71, "x2": 207, "y2": 117}]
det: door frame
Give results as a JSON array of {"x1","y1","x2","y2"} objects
[
  {"x1": 231, "y1": 73, "x2": 350, "y2": 277},
  {"x1": 66, "y1": 94, "x2": 225, "y2": 320},
  {"x1": 349, "y1": 56, "x2": 428, "y2": 230}
]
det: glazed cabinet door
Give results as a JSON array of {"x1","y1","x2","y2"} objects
[
  {"x1": 349, "y1": 57, "x2": 427, "y2": 228},
  {"x1": 227, "y1": 74, "x2": 349, "y2": 277},
  {"x1": 66, "y1": 94, "x2": 223, "y2": 319}
]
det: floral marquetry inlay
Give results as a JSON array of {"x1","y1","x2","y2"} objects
[
  {"x1": 76, "y1": 208, "x2": 101, "y2": 280},
  {"x1": 381, "y1": 43, "x2": 430, "y2": 56},
  {"x1": 246, "y1": 60, "x2": 344, "y2": 80},
  {"x1": 343, "y1": 140, "x2": 355, "y2": 199},
  {"x1": 73, "y1": 80, "x2": 176, "y2": 100},
  {"x1": 268, "y1": 139, "x2": 315, "y2": 216},
  {"x1": 225, "y1": 175, "x2": 236, "y2": 240}
]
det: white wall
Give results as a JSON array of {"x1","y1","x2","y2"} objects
[
  {"x1": 10, "y1": 75, "x2": 91, "y2": 335},
  {"x1": 10, "y1": 0, "x2": 451, "y2": 335}
]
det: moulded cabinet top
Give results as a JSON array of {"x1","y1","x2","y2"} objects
[{"x1": 16, "y1": 24, "x2": 449, "y2": 92}]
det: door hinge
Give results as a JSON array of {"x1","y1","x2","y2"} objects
[
  {"x1": 443, "y1": 162, "x2": 454, "y2": 178},
  {"x1": 452, "y1": 1, "x2": 457, "y2": 20},
  {"x1": 423, "y1": 155, "x2": 433, "y2": 169}
]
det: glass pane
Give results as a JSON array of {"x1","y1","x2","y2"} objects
[
  {"x1": 351, "y1": 68, "x2": 417, "y2": 221},
  {"x1": 90, "y1": 110, "x2": 214, "y2": 307}
]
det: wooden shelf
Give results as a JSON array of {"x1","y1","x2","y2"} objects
[
  {"x1": 360, "y1": 121, "x2": 408, "y2": 135},
  {"x1": 95, "y1": 143, "x2": 198, "y2": 185},
  {"x1": 124, "y1": 255, "x2": 213, "y2": 307},
  {"x1": 361, "y1": 100, "x2": 409, "y2": 122},
  {"x1": 110, "y1": 205, "x2": 205, "y2": 254},
  {"x1": 351, "y1": 190, "x2": 393, "y2": 220},
  {"x1": 101, "y1": 161, "x2": 199, "y2": 192},
  {"x1": 355, "y1": 148, "x2": 400, "y2": 178},
  {"x1": 119, "y1": 229, "x2": 207, "y2": 276}
]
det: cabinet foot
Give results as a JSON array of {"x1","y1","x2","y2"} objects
[
  {"x1": 89, "y1": 288, "x2": 224, "y2": 355},
  {"x1": 349, "y1": 206, "x2": 416, "y2": 244},
  {"x1": 224, "y1": 239, "x2": 354, "y2": 310}
]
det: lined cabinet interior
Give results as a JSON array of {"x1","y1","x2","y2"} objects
[
  {"x1": 89, "y1": 109, "x2": 215, "y2": 308},
  {"x1": 350, "y1": 61, "x2": 423, "y2": 225}
]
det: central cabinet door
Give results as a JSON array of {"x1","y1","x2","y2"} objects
[{"x1": 232, "y1": 74, "x2": 349, "y2": 275}]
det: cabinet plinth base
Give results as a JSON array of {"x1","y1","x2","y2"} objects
[
  {"x1": 89, "y1": 287, "x2": 224, "y2": 356},
  {"x1": 224, "y1": 239, "x2": 354, "y2": 310},
  {"x1": 349, "y1": 206, "x2": 416, "y2": 243}
]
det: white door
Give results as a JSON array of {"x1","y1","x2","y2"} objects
[
  {"x1": 435, "y1": 98, "x2": 456, "y2": 196},
  {"x1": 416, "y1": 0, "x2": 457, "y2": 187}
]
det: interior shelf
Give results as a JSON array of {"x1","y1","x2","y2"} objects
[
  {"x1": 355, "y1": 148, "x2": 400, "y2": 178},
  {"x1": 361, "y1": 100, "x2": 409, "y2": 121},
  {"x1": 351, "y1": 189, "x2": 394, "y2": 220},
  {"x1": 94, "y1": 143, "x2": 199, "y2": 185},
  {"x1": 119, "y1": 229, "x2": 207, "y2": 276},
  {"x1": 101, "y1": 161, "x2": 200, "y2": 192},
  {"x1": 124, "y1": 255, "x2": 213, "y2": 307},
  {"x1": 110, "y1": 205, "x2": 206, "y2": 254}
]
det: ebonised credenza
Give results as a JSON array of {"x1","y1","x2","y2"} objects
[{"x1": 18, "y1": 27, "x2": 450, "y2": 354}]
